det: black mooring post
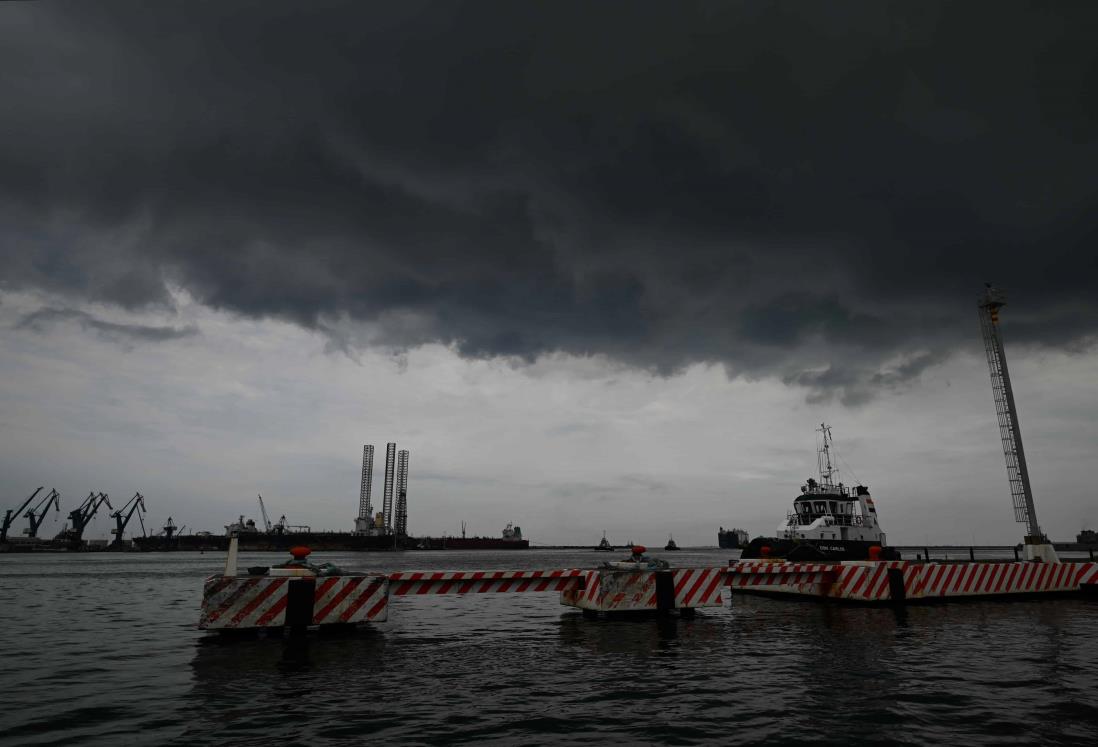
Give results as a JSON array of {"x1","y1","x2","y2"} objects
[
  {"x1": 1090, "y1": 548, "x2": 1094, "y2": 561},
  {"x1": 1013, "y1": 546, "x2": 1020, "y2": 561},
  {"x1": 924, "y1": 547, "x2": 930, "y2": 561},
  {"x1": 969, "y1": 547, "x2": 975, "y2": 562},
  {"x1": 887, "y1": 568, "x2": 906, "y2": 605},
  {"x1": 654, "y1": 570, "x2": 675, "y2": 614},
  {"x1": 286, "y1": 578, "x2": 317, "y2": 633}
]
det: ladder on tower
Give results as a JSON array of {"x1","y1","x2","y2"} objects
[
  {"x1": 359, "y1": 445, "x2": 374, "y2": 520},
  {"x1": 977, "y1": 285, "x2": 1045, "y2": 544},
  {"x1": 395, "y1": 449, "x2": 409, "y2": 537},
  {"x1": 382, "y1": 443, "x2": 396, "y2": 532}
]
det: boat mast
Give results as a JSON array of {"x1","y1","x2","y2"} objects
[{"x1": 817, "y1": 423, "x2": 838, "y2": 488}]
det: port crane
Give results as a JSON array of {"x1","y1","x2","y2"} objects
[
  {"x1": 56, "y1": 491, "x2": 112, "y2": 546},
  {"x1": 24, "y1": 489, "x2": 60, "y2": 538},
  {"x1": 977, "y1": 284, "x2": 1057, "y2": 562},
  {"x1": 109, "y1": 492, "x2": 147, "y2": 546},
  {"x1": 256, "y1": 495, "x2": 309, "y2": 534},
  {"x1": 257, "y1": 494, "x2": 273, "y2": 533},
  {"x1": 2, "y1": 487, "x2": 44, "y2": 543}
]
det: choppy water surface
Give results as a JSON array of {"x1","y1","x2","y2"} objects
[{"x1": 2, "y1": 549, "x2": 1096, "y2": 746}]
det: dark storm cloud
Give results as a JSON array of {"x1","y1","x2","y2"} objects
[
  {"x1": 2, "y1": 1, "x2": 1097, "y2": 402},
  {"x1": 16, "y1": 307, "x2": 198, "y2": 346}
]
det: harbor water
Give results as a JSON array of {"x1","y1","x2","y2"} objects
[{"x1": 2, "y1": 548, "x2": 1096, "y2": 745}]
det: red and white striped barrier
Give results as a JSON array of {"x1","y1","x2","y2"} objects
[
  {"x1": 905, "y1": 561, "x2": 1098, "y2": 599},
  {"x1": 199, "y1": 566, "x2": 732, "y2": 631},
  {"x1": 560, "y1": 567, "x2": 726, "y2": 613},
  {"x1": 200, "y1": 559, "x2": 1098, "y2": 632},
  {"x1": 728, "y1": 560, "x2": 1098, "y2": 603},
  {"x1": 312, "y1": 576, "x2": 389, "y2": 625},
  {"x1": 388, "y1": 569, "x2": 586, "y2": 596},
  {"x1": 199, "y1": 574, "x2": 389, "y2": 630},
  {"x1": 673, "y1": 567, "x2": 726, "y2": 608},
  {"x1": 200, "y1": 576, "x2": 291, "y2": 629}
]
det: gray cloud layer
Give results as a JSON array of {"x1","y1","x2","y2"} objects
[
  {"x1": 2, "y1": 1, "x2": 1096, "y2": 402},
  {"x1": 16, "y1": 307, "x2": 198, "y2": 346}
]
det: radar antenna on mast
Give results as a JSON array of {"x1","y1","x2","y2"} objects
[{"x1": 816, "y1": 423, "x2": 839, "y2": 487}]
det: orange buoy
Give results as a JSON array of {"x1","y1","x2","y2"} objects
[
  {"x1": 868, "y1": 545, "x2": 882, "y2": 561},
  {"x1": 760, "y1": 545, "x2": 771, "y2": 558},
  {"x1": 290, "y1": 546, "x2": 312, "y2": 560}
]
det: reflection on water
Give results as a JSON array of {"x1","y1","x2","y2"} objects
[{"x1": 1, "y1": 550, "x2": 1096, "y2": 745}]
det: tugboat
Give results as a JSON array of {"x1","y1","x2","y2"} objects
[
  {"x1": 741, "y1": 424, "x2": 900, "y2": 561},
  {"x1": 664, "y1": 534, "x2": 680, "y2": 551},
  {"x1": 594, "y1": 531, "x2": 615, "y2": 552}
]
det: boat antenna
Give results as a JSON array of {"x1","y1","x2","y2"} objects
[{"x1": 817, "y1": 423, "x2": 839, "y2": 487}]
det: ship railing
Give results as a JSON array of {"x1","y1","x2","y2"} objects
[{"x1": 786, "y1": 512, "x2": 865, "y2": 528}]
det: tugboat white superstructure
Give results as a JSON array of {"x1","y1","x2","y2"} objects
[{"x1": 741, "y1": 424, "x2": 899, "y2": 561}]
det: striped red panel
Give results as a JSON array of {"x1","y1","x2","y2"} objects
[
  {"x1": 200, "y1": 576, "x2": 289, "y2": 629},
  {"x1": 727, "y1": 561, "x2": 1098, "y2": 602},
  {"x1": 387, "y1": 569, "x2": 586, "y2": 595}
]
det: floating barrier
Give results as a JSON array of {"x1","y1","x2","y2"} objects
[
  {"x1": 560, "y1": 567, "x2": 725, "y2": 614},
  {"x1": 727, "y1": 560, "x2": 1098, "y2": 603},
  {"x1": 198, "y1": 542, "x2": 729, "y2": 633},
  {"x1": 388, "y1": 569, "x2": 586, "y2": 595},
  {"x1": 197, "y1": 542, "x2": 1098, "y2": 633},
  {"x1": 199, "y1": 566, "x2": 726, "y2": 632},
  {"x1": 199, "y1": 574, "x2": 390, "y2": 630}
]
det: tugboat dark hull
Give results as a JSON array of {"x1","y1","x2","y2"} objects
[{"x1": 740, "y1": 537, "x2": 901, "y2": 561}]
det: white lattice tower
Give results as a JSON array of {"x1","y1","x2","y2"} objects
[
  {"x1": 977, "y1": 285, "x2": 1044, "y2": 541},
  {"x1": 358, "y1": 445, "x2": 374, "y2": 520},
  {"x1": 395, "y1": 449, "x2": 409, "y2": 536},
  {"x1": 382, "y1": 443, "x2": 396, "y2": 532}
]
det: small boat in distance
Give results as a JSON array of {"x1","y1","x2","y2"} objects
[
  {"x1": 594, "y1": 531, "x2": 615, "y2": 552},
  {"x1": 741, "y1": 424, "x2": 900, "y2": 561},
  {"x1": 664, "y1": 534, "x2": 679, "y2": 551}
]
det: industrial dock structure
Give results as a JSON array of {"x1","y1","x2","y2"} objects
[{"x1": 3, "y1": 438, "x2": 529, "y2": 552}]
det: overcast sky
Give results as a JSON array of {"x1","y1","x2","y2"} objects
[{"x1": 2, "y1": 2, "x2": 1096, "y2": 545}]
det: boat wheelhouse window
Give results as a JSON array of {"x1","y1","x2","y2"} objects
[
  {"x1": 829, "y1": 501, "x2": 838, "y2": 514},
  {"x1": 813, "y1": 501, "x2": 826, "y2": 513}
]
